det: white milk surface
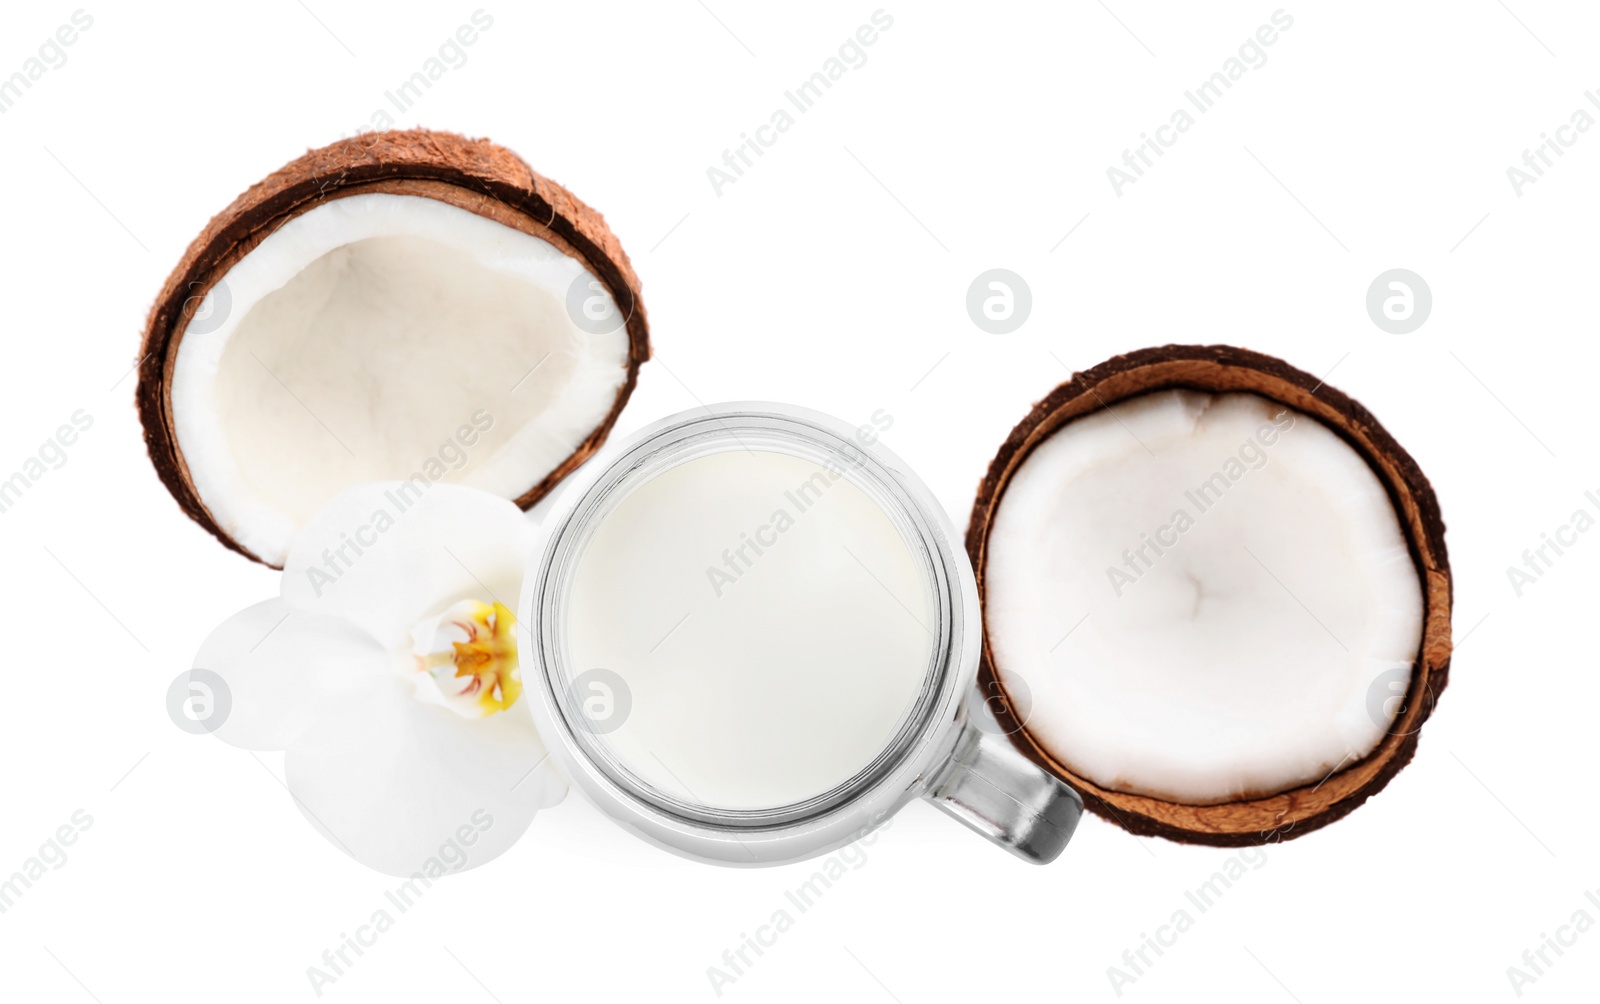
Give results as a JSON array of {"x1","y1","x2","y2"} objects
[{"x1": 565, "y1": 448, "x2": 935, "y2": 810}]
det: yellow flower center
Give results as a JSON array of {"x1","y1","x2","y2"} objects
[{"x1": 408, "y1": 600, "x2": 521, "y2": 718}]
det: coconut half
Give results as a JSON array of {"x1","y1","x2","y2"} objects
[
  {"x1": 138, "y1": 130, "x2": 649, "y2": 566},
  {"x1": 968, "y1": 345, "x2": 1452, "y2": 845}
]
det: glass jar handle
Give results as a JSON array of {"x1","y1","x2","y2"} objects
[{"x1": 924, "y1": 723, "x2": 1083, "y2": 864}]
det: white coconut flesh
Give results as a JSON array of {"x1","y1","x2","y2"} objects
[
  {"x1": 984, "y1": 390, "x2": 1424, "y2": 804},
  {"x1": 169, "y1": 192, "x2": 632, "y2": 566}
]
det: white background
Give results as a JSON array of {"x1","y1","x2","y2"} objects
[{"x1": 1, "y1": 1, "x2": 1596, "y2": 1001}]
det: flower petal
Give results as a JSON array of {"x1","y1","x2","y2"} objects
[
  {"x1": 279, "y1": 482, "x2": 539, "y2": 645},
  {"x1": 283, "y1": 677, "x2": 566, "y2": 876},
  {"x1": 194, "y1": 598, "x2": 388, "y2": 750}
]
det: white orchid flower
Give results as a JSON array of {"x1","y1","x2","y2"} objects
[{"x1": 193, "y1": 482, "x2": 565, "y2": 875}]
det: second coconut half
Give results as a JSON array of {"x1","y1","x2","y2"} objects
[{"x1": 968, "y1": 344, "x2": 1453, "y2": 845}]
